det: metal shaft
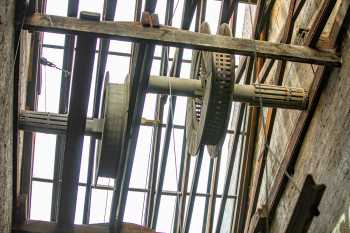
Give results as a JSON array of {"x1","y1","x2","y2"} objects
[{"x1": 148, "y1": 75, "x2": 308, "y2": 110}]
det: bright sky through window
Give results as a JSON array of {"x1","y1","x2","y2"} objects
[{"x1": 30, "y1": 1, "x2": 248, "y2": 232}]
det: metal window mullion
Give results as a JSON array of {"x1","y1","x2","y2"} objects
[
  {"x1": 215, "y1": 103, "x2": 246, "y2": 233},
  {"x1": 172, "y1": 131, "x2": 188, "y2": 233},
  {"x1": 50, "y1": 0, "x2": 79, "y2": 222},
  {"x1": 182, "y1": 146, "x2": 204, "y2": 233},
  {"x1": 201, "y1": 157, "x2": 214, "y2": 233},
  {"x1": 57, "y1": 12, "x2": 99, "y2": 227},
  {"x1": 145, "y1": 0, "x2": 174, "y2": 226},
  {"x1": 82, "y1": 0, "x2": 118, "y2": 224}
]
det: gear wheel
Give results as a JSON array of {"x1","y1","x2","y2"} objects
[{"x1": 186, "y1": 22, "x2": 235, "y2": 157}]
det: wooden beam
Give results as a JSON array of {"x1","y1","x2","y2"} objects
[
  {"x1": 13, "y1": 221, "x2": 155, "y2": 233},
  {"x1": 24, "y1": 14, "x2": 341, "y2": 66}
]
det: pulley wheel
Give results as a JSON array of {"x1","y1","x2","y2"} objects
[
  {"x1": 96, "y1": 74, "x2": 128, "y2": 178},
  {"x1": 186, "y1": 23, "x2": 235, "y2": 157}
]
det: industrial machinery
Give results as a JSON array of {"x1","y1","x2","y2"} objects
[{"x1": 19, "y1": 22, "x2": 308, "y2": 179}]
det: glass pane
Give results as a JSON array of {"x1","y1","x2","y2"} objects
[
  {"x1": 79, "y1": 136, "x2": 91, "y2": 183},
  {"x1": 189, "y1": 196, "x2": 205, "y2": 232},
  {"x1": 150, "y1": 59, "x2": 161, "y2": 75},
  {"x1": 89, "y1": 188, "x2": 113, "y2": 223},
  {"x1": 38, "y1": 48, "x2": 64, "y2": 113},
  {"x1": 156, "y1": 195, "x2": 176, "y2": 232},
  {"x1": 129, "y1": 126, "x2": 153, "y2": 189},
  {"x1": 162, "y1": 129, "x2": 184, "y2": 191},
  {"x1": 30, "y1": 181, "x2": 53, "y2": 221},
  {"x1": 109, "y1": 41, "x2": 132, "y2": 54},
  {"x1": 43, "y1": 32, "x2": 65, "y2": 46},
  {"x1": 213, "y1": 198, "x2": 222, "y2": 232},
  {"x1": 123, "y1": 191, "x2": 147, "y2": 225},
  {"x1": 78, "y1": 0, "x2": 103, "y2": 15},
  {"x1": 46, "y1": 0, "x2": 68, "y2": 16},
  {"x1": 87, "y1": 52, "x2": 98, "y2": 118},
  {"x1": 197, "y1": 151, "x2": 211, "y2": 193},
  {"x1": 142, "y1": 93, "x2": 157, "y2": 120},
  {"x1": 180, "y1": 61, "x2": 191, "y2": 78},
  {"x1": 115, "y1": 0, "x2": 136, "y2": 21},
  {"x1": 217, "y1": 135, "x2": 230, "y2": 195},
  {"x1": 74, "y1": 186, "x2": 86, "y2": 224},
  {"x1": 33, "y1": 133, "x2": 56, "y2": 179},
  {"x1": 171, "y1": 0, "x2": 185, "y2": 28},
  {"x1": 236, "y1": 4, "x2": 247, "y2": 38},
  {"x1": 162, "y1": 96, "x2": 187, "y2": 126},
  {"x1": 105, "y1": 55, "x2": 130, "y2": 84},
  {"x1": 205, "y1": 0, "x2": 222, "y2": 31},
  {"x1": 221, "y1": 198, "x2": 235, "y2": 233}
]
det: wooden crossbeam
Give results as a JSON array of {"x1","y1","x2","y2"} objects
[{"x1": 24, "y1": 13, "x2": 341, "y2": 66}]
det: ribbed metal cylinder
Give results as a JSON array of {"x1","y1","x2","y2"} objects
[{"x1": 232, "y1": 83, "x2": 308, "y2": 110}]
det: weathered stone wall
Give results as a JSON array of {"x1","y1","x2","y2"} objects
[
  {"x1": 0, "y1": 0, "x2": 16, "y2": 232},
  {"x1": 248, "y1": 0, "x2": 350, "y2": 232}
]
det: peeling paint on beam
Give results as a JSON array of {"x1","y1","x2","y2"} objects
[{"x1": 25, "y1": 14, "x2": 341, "y2": 66}]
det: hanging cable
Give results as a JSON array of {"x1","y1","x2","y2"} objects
[{"x1": 39, "y1": 57, "x2": 71, "y2": 78}]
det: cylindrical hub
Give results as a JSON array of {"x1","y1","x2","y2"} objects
[{"x1": 147, "y1": 76, "x2": 309, "y2": 110}]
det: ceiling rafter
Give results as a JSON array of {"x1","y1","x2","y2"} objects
[{"x1": 24, "y1": 14, "x2": 341, "y2": 66}]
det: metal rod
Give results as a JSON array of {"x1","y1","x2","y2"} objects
[{"x1": 57, "y1": 12, "x2": 99, "y2": 228}]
